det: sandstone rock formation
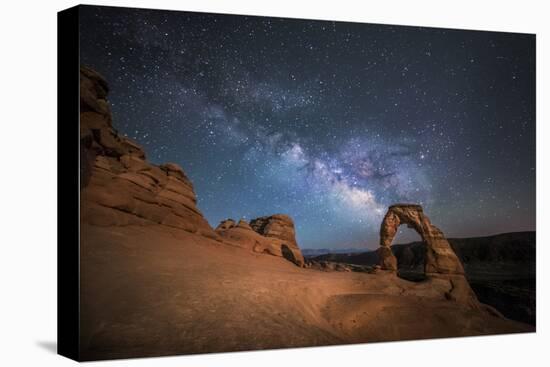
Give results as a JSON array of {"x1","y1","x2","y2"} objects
[
  {"x1": 216, "y1": 219, "x2": 236, "y2": 231},
  {"x1": 79, "y1": 66, "x2": 218, "y2": 239},
  {"x1": 80, "y1": 66, "x2": 306, "y2": 265},
  {"x1": 378, "y1": 204, "x2": 465, "y2": 275},
  {"x1": 378, "y1": 204, "x2": 478, "y2": 305},
  {"x1": 376, "y1": 246, "x2": 397, "y2": 271},
  {"x1": 250, "y1": 214, "x2": 297, "y2": 243},
  {"x1": 215, "y1": 214, "x2": 305, "y2": 266},
  {"x1": 237, "y1": 219, "x2": 253, "y2": 230}
]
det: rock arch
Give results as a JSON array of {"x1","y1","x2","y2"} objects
[{"x1": 377, "y1": 204, "x2": 465, "y2": 276}]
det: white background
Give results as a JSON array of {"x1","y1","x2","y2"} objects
[{"x1": 0, "y1": 0, "x2": 548, "y2": 365}]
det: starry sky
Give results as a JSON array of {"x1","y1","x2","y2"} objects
[{"x1": 79, "y1": 5, "x2": 535, "y2": 249}]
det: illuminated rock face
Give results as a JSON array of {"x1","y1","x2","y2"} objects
[
  {"x1": 378, "y1": 204, "x2": 481, "y2": 306},
  {"x1": 216, "y1": 214, "x2": 305, "y2": 267},
  {"x1": 80, "y1": 66, "x2": 218, "y2": 239},
  {"x1": 378, "y1": 204, "x2": 465, "y2": 276}
]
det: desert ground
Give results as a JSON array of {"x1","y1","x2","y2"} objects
[{"x1": 80, "y1": 223, "x2": 531, "y2": 360}]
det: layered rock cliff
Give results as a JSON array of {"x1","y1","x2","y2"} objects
[
  {"x1": 80, "y1": 66, "x2": 305, "y2": 265},
  {"x1": 80, "y1": 66, "x2": 217, "y2": 238}
]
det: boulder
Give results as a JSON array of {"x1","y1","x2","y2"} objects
[
  {"x1": 216, "y1": 219, "x2": 236, "y2": 231},
  {"x1": 236, "y1": 219, "x2": 253, "y2": 230}
]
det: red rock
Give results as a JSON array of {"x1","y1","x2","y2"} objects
[
  {"x1": 376, "y1": 246, "x2": 397, "y2": 271},
  {"x1": 216, "y1": 215, "x2": 305, "y2": 267},
  {"x1": 79, "y1": 66, "x2": 218, "y2": 240},
  {"x1": 216, "y1": 219, "x2": 236, "y2": 231},
  {"x1": 377, "y1": 204, "x2": 478, "y2": 305},
  {"x1": 378, "y1": 204, "x2": 465, "y2": 275},
  {"x1": 236, "y1": 219, "x2": 253, "y2": 230}
]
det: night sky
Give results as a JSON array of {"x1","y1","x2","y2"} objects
[{"x1": 79, "y1": 5, "x2": 535, "y2": 249}]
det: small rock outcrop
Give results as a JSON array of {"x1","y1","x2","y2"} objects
[
  {"x1": 237, "y1": 219, "x2": 253, "y2": 230},
  {"x1": 216, "y1": 219, "x2": 236, "y2": 231},
  {"x1": 215, "y1": 214, "x2": 305, "y2": 267},
  {"x1": 306, "y1": 260, "x2": 375, "y2": 273},
  {"x1": 250, "y1": 214, "x2": 298, "y2": 246},
  {"x1": 80, "y1": 66, "x2": 217, "y2": 239}
]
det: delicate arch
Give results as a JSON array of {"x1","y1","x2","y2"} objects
[{"x1": 377, "y1": 204, "x2": 465, "y2": 277}]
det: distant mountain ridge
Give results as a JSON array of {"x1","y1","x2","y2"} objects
[
  {"x1": 301, "y1": 247, "x2": 367, "y2": 256},
  {"x1": 304, "y1": 231, "x2": 535, "y2": 260}
]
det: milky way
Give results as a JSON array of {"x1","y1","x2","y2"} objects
[{"x1": 79, "y1": 5, "x2": 536, "y2": 249}]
